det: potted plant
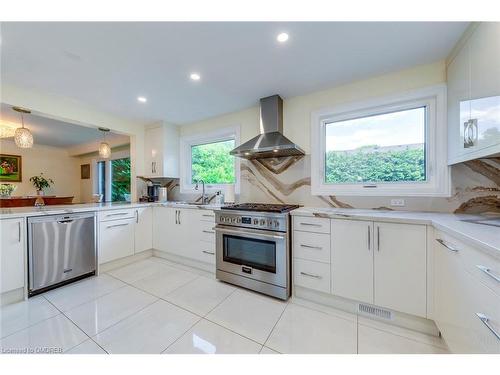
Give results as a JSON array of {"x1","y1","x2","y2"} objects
[
  {"x1": 0, "y1": 183, "x2": 16, "y2": 198},
  {"x1": 29, "y1": 173, "x2": 54, "y2": 196}
]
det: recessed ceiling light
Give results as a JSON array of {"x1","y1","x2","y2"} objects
[
  {"x1": 190, "y1": 73, "x2": 201, "y2": 81},
  {"x1": 277, "y1": 33, "x2": 289, "y2": 43},
  {"x1": 137, "y1": 96, "x2": 147, "y2": 103}
]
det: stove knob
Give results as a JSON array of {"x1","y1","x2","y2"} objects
[
  {"x1": 236, "y1": 218, "x2": 241, "y2": 223},
  {"x1": 253, "y1": 219, "x2": 259, "y2": 225},
  {"x1": 231, "y1": 217, "x2": 237, "y2": 223},
  {"x1": 259, "y1": 219, "x2": 266, "y2": 226}
]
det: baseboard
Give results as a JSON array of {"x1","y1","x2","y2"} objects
[
  {"x1": 152, "y1": 249, "x2": 215, "y2": 274},
  {"x1": 293, "y1": 286, "x2": 440, "y2": 337},
  {"x1": 98, "y1": 249, "x2": 154, "y2": 273},
  {"x1": 0, "y1": 287, "x2": 25, "y2": 306}
]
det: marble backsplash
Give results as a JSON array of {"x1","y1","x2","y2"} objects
[{"x1": 158, "y1": 156, "x2": 500, "y2": 214}]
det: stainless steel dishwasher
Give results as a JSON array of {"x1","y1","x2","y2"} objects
[{"x1": 28, "y1": 212, "x2": 97, "y2": 296}]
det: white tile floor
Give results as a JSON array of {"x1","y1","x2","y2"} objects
[{"x1": 0, "y1": 256, "x2": 449, "y2": 354}]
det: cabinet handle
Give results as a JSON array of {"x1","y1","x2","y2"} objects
[
  {"x1": 436, "y1": 238, "x2": 459, "y2": 252},
  {"x1": 377, "y1": 226, "x2": 380, "y2": 251},
  {"x1": 18, "y1": 221, "x2": 21, "y2": 242},
  {"x1": 106, "y1": 223, "x2": 129, "y2": 229},
  {"x1": 476, "y1": 265, "x2": 500, "y2": 283},
  {"x1": 300, "y1": 244, "x2": 322, "y2": 250},
  {"x1": 106, "y1": 212, "x2": 128, "y2": 217},
  {"x1": 178, "y1": 210, "x2": 181, "y2": 225},
  {"x1": 367, "y1": 225, "x2": 371, "y2": 251},
  {"x1": 202, "y1": 250, "x2": 215, "y2": 255},
  {"x1": 202, "y1": 214, "x2": 215, "y2": 218},
  {"x1": 175, "y1": 210, "x2": 178, "y2": 225},
  {"x1": 476, "y1": 313, "x2": 500, "y2": 340},
  {"x1": 300, "y1": 223, "x2": 321, "y2": 227},
  {"x1": 135, "y1": 210, "x2": 139, "y2": 223},
  {"x1": 300, "y1": 271, "x2": 322, "y2": 279},
  {"x1": 202, "y1": 230, "x2": 215, "y2": 234}
]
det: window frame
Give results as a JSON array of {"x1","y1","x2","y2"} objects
[
  {"x1": 180, "y1": 125, "x2": 241, "y2": 194},
  {"x1": 311, "y1": 84, "x2": 450, "y2": 197}
]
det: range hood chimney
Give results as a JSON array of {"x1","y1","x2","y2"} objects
[{"x1": 230, "y1": 95, "x2": 305, "y2": 159}]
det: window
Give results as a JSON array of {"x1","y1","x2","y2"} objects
[
  {"x1": 311, "y1": 85, "x2": 450, "y2": 196},
  {"x1": 180, "y1": 126, "x2": 240, "y2": 193},
  {"x1": 96, "y1": 157, "x2": 131, "y2": 202}
]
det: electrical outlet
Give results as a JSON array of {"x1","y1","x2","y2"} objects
[{"x1": 390, "y1": 199, "x2": 405, "y2": 207}]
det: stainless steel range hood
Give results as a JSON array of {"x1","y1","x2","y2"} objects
[{"x1": 230, "y1": 95, "x2": 305, "y2": 159}]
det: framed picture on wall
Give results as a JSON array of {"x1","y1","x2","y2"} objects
[
  {"x1": 0, "y1": 154, "x2": 22, "y2": 182},
  {"x1": 81, "y1": 163, "x2": 90, "y2": 179}
]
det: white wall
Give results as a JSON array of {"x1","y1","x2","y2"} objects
[
  {"x1": 0, "y1": 139, "x2": 81, "y2": 201},
  {"x1": 179, "y1": 61, "x2": 446, "y2": 154}
]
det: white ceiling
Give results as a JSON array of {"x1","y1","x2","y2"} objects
[
  {"x1": 0, "y1": 103, "x2": 126, "y2": 148},
  {"x1": 1, "y1": 22, "x2": 468, "y2": 125}
]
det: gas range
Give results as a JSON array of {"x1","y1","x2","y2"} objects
[
  {"x1": 217, "y1": 203, "x2": 300, "y2": 232},
  {"x1": 215, "y1": 203, "x2": 298, "y2": 300}
]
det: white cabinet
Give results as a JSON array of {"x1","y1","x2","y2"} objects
[
  {"x1": 447, "y1": 22, "x2": 500, "y2": 163},
  {"x1": 134, "y1": 207, "x2": 153, "y2": 253},
  {"x1": 434, "y1": 232, "x2": 500, "y2": 353},
  {"x1": 373, "y1": 222, "x2": 427, "y2": 317},
  {"x1": 144, "y1": 123, "x2": 179, "y2": 177},
  {"x1": 0, "y1": 218, "x2": 25, "y2": 294},
  {"x1": 99, "y1": 218, "x2": 135, "y2": 264},
  {"x1": 152, "y1": 206, "x2": 215, "y2": 265},
  {"x1": 294, "y1": 216, "x2": 428, "y2": 318},
  {"x1": 331, "y1": 219, "x2": 373, "y2": 304}
]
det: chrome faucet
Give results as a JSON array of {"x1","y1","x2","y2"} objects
[{"x1": 194, "y1": 179, "x2": 208, "y2": 205}]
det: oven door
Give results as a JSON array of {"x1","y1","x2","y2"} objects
[{"x1": 216, "y1": 225, "x2": 287, "y2": 287}]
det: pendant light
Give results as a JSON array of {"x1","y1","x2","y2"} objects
[
  {"x1": 98, "y1": 127, "x2": 111, "y2": 158},
  {"x1": 13, "y1": 106, "x2": 34, "y2": 148}
]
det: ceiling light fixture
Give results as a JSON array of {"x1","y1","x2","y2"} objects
[
  {"x1": 13, "y1": 106, "x2": 34, "y2": 148},
  {"x1": 277, "y1": 33, "x2": 289, "y2": 43},
  {"x1": 137, "y1": 96, "x2": 147, "y2": 103},
  {"x1": 98, "y1": 127, "x2": 111, "y2": 158},
  {"x1": 190, "y1": 73, "x2": 201, "y2": 81}
]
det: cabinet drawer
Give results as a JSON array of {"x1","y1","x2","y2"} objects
[
  {"x1": 199, "y1": 221, "x2": 216, "y2": 243},
  {"x1": 194, "y1": 210, "x2": 216, "y2": 222},
  {"x1": 436, "y1": 230, "x2": 500, "y2": 298},
  {"x1": 193, "y1": 241, "x2": 216, "y2": 265},
  {"x1": 293, "y1": 216, "x2": 330, "y2": 234},
  {"x1": 293, "y1": 230, "x2": 330, "y2": 263},
  {"x1": 293, "y1": 258, "x2": 331, "y2": 294},
  {"x1": 99, "y1": 218, "x2": 135, "y2": 264},
  {"x1": 99, "y1": 209, "x2": 135, "y2": 222}
]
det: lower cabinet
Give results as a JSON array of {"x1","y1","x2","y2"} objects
[
  {"x1": 373, "y1": 222, "x2": 426, "y2": 317},
  {"x1": 152, "y1": 206, "x2": 215, "y2": 265},
  {"x1": 99, "y1": 218, "x2": 135, "y2": 264},
  {"x1": 434, "y1": 231, "x2": 500, "y2": 353},
  {"x1": 294, "y1": 216, "x2": 427, "y2": 318},
  {"x1": 134, "y1": 207, "x2": 153, "y2": 253},
  {"x1": 0, "y1": 218, "x2": 25, "y2": 294}
]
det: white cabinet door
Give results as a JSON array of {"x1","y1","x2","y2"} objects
[
  {"x1": 134, "y1": 207, "x2": 153, "y2": 253},
  {"x1": 331, "y1": 219, "x2": 373, "y2": 304},
  {"x1": 99, "y1": 218, "x2": 135, "y2": 264},
  {"x1": 152, "y1": 206, "x2": 178, "y2": 252},
  {"x1": 144, "y1": 126, "x2": 163, "y2": 177},
  {"x1": 0, "y1": 218, "x2": 25, "y2": 293},
  {"x1": 374, "y1": 222, "x2": 426, "y2": 317}
]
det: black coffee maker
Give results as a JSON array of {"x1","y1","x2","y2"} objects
[{"x1": 146, "y1": 184, "x2": 160, "y2": 202}]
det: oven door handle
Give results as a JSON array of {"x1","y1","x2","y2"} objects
[{"x1": 215, "y1": 226, "x2": 286, "y2": 240}]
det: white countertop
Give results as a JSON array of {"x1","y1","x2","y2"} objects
[
  {"x1": 291, "y1": 207, "x2": 500, "y2": 258},
  {"x1": 0, "y1": 201, "x2": 222, "y2": 219}
]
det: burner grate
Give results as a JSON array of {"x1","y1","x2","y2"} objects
[{"x1": 222, "y1": 203, "x2": 300, "y2": 213}]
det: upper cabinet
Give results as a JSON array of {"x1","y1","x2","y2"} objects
[
  {"x1": 447, "y1": 23, "x2": 500, "y2": 164},
  {"x1": 144, "y1": 122, "x2": 180, "y2": 177}
]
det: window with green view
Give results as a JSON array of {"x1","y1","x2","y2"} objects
[
  {"x1": 324, "y1": 107, "x2": 426, "y2": 184},
  {"x1": 111, "y1": 157, "x2": 131, "y2": 201},
  {"x1": 191, "y1": 139, "x2": 235, "y2": 184}
]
